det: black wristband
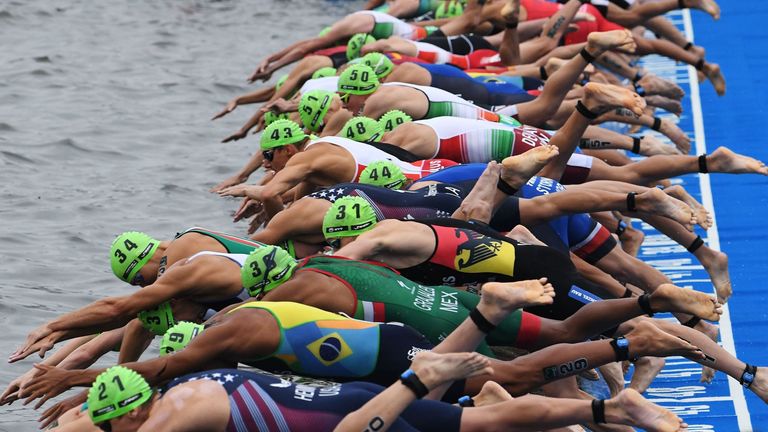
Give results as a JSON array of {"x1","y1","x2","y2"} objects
[
  {"x1": 633, "y1": 83, "x2": 646, "y2": 97},
  {"x1": 539, "y1": 65, "x2": 549, "y2": 80},
  {"x1": 626, "y1": 192, "x2": 637, "y2": 212},
  {"x1": 400, "y1": 370, "x2": 430, "y2": 398},
  {"x1": 458, "y1": 395, "x2": 475, "y2": 407},
  {"x1": 496, "y1": 178, "x2": 518, "y2": 196},
  {"x1": 505, "y1": 21, "x2": 518, "y2": 29},
  {"x1": 622, "y1": 286, "x2": 634, "y2": 298},
  {"x1": 469, "y1": 307, "x2": 496, "y2": 333},
  {"x1": 695, "y1": 58, "x2": 705, "y2": 71},
  {"x1": 683, "y1": 41, "x2": 694, "y2": 51},
  {"x1": 615, "y1": 220, "x2": 628, "y2": 237},
  {"x1": 632, "y1": 71, "x2": 643, "y2": 83},
  {"x1": 631, "y1": 136, "x2": 642, "y2": 154},
  {"x1": 678, "y1": 0, "x2": 685, "y2": 9},
  {"x1": 698, "y1": 154, "x2": 709, "y2": 173},
  {"x1": 651, "y1": 116, "x2": 662, "y2": 131},
  {"x1": 740, "y1": 364, "x2": 757, "y2": 389},
  {"x1": 687, "y1": 235, "x2": 705, "y2": 253},
  {"x1": 592, "y1": 399, "x2": 606, "y2": 424},
  {"x1": 637, "y1": 293, "x2": 655, "y2": 317},
  {"x1": 576, "y1": 100, "x2": 598, "y2": 119},
  {"x1": 579, "y1": 47, "x2": 596, "y2": 64},
  {"x1": 609, "y1": 336, "x2": 631, "y2": 361},
  {"x1": 682, "y1": 316, "x2": 701, "y2": 328}
]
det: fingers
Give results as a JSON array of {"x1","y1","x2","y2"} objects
[
  {"x1": 211, "y1": 109, "x2": 228, "y2": 121},
  {"x1": 9, "y1": 346, "x2": 35, "y2": 363}
]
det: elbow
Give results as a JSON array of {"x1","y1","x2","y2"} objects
[
  {"x1": 261, "y1": 186, "x2": 280, "y2": 203},
  {"x1": 103, "y1": 297, "x2": 135, "y2": 319}
]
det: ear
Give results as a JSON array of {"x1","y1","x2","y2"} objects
[{"x1": 286, "y1": 144, "x2": 300, "y2": 156}]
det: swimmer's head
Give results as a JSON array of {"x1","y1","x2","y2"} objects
[
  {"x1": 359, "y1": 161, "x2": 408, "y2": 190},
  {"x1": 159, "y1": 321, "x2": 204, "y2": 356},
  {"x1": 241, "y1": 246, "x2": 298, "y2": 297},
  {"x1": 261, "y1": 119, "x2": 309, "y2": 170},
  {"x1": 378, "y1": 109, "x2": 412, "y2": 132},
  {"x1": 277, "y1": 239, "x2": 296, "y2": 258},
  {"x1": 341, "y1": 116, "x2": 383, "y2": 143},
  {"x1": 436, "y1": 0, "x2": 464, "y2": 19},
  {"x1": 137, "y1": 301, "x2": 175, "y2": 336},
  {"x1": 312, "y1": 66, "x2": 337, "y2": 80},
  {"x1": 110, "y1": 232, "x2": 160, "y2": 284},
  {"x1": 338, "y1": 63, "x2": 379, "y2": 98},
  {"x1": 88, "y1": 366, "x2": 153, "y2": 426},
  {"x1": 299, "y1": 89, "x2": 335, "y2": 132},
  {"x1": 361, "y1": 52, "x2": 394, "y2": 80},
  {"x1": 264, "y1": 110, "x2": 290, "y2": 127},
  {"x1": 346, "y1": 33, "x2": 376, "y2": 61},
  {"x1": 322, "y1": 196, "x2": 378, "y2": 246}
]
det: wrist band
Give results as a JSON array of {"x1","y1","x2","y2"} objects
[
  {"x1": 400, "y1": 370, "x2": 430, "y2": 399},
  {"x1": 626, "y1": 192, "x2": 637, "y2": 212},
  {"x1": 579, "y1": 47, "x2": 596, "y2": 64},
  {"x1": 632, "y1": 71, "x2": 643, "y2": 83},
  {"x1": 698, "y1": 154, "x2": 709, "y2": 173},
  {"x1": 637, "y1": 294, "x2": 655, "y2": 317},
  {"x1": 631, "y1": 136, "x2": 642, "y2": 154},
  {"x1": 633, "y1": 83, "x2": 646, "y2": 97},
  {"x1": 539, "y1": 65, "x2": 549, "y2": 80},
  {"x1": 496, "y1": 178, "x2": 518, "y2": 195},
  {"x1": 469, "y1": 307, "x2": 497, "y2": 333},
  {"x1": 622, "y1": 286, "x2": 634, "y2": 298},
  {"x1": 615, "y1": 220, "x2": 628, "y2": 237},
  {"x1": 609, "y1": 336, "x2": 631, "y2": 361},
  {"x1": 683, "y1": 41, "x2": 694, "y2": 51},
  {"x1": 678, "y1": 0, "x2": 685, "y2": 9},
  {"x1": 687, "y1": 235, "x2": 705, "y2": 253},
  {"x1": 695, "y1": 58, "x2": 705, "y2": 71},
  {"x1": 458, "y1": 395, "x2": 475, "y2": 407},
  {"x1": 592, "y1": 399, "x2": 606, "y2": 424},
  {"x1": 651, "y1": 117, "x2": 662, "y2": 131},
  {"x1": 740, "y1": 364, "x2": 757, "y2": 389},
  {"x1": 505, "y1": 21, "x2": 518, "y2": 29},
  {"x1": 682, "y1": 316, "x2": 701, "y2": 328},
  {"x1": 575, "y1": 100, "x2": 598, "y2": 119}
]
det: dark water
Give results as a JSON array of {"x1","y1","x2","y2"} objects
[{"x1": 0, "y1": 0, "x2": 360, "y2": 428}]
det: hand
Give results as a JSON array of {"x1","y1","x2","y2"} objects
[
  {"x1": 211, "y1": 99, "x2": 239, "y2": 120},
  {"x1": 9, "y1": 325, "x2": 56, "y2": 363},
  {"x1": 221, "y1": 129, "x2": 249, "y2": 143},
  {"x1": 19, "y1": 364, "x2": 76, "y2": 409},
  {"x1": 233, "y1": 197, "x2": 261, "y2": 222},
  {"x1": 38, "y1": 390, "x2": 87, "y2": 429},
  {"x1": 248, "y1": 59, "x2": 273, "y2": 83},
  {"x1": 219, "y1": 184, "x2": 263, "y2": 200},
  {"x1": 0, "y1": 368, "x2": 38, "y2": 405},
  {"x1": 252, "y1": 115, "x2": 267, "y2": 134},
  {"x1": 210, "y1": 174, "x2": 248, "y2": 193},
  {"x1": 262, "y1": 98, "x2": 293, "y2": 114},
  {"x1": 247, "y1": 212, "x2": 268, "y2": 235}
]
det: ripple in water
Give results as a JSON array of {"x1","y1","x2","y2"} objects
[
  {"x1": 33, "y1": 55, "x2": 51, "y2": 63},
  {"x1": 1, "y1": 151, "x2": 36, "y2": 165},
  {"x1": 0, "y1": 122, "x2": 16, "y2": 132}
]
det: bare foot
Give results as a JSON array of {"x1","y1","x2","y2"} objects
[
  {"x1": 707, "y1": 146, "x2": 768, "y2": 175},
  {"x1": 544, "y1": 57, "x2": 568, "y2": 78},
  {"x1": 582, "y1": 82, "x2": 646, "y2": 117},
  {"x1": 746, "y1": 367, "x2": 768, "y2": 403},
  {"x1": 501, "y1": 0, "x2": 520, "y2": 23},
  {"x1": 637, "y1": 74, "x2": 684, "y2": 100},
  {"x1": 587, "y1": 29, "x2": 636, "y2": 55},
  {"x1": 478, "y1": 278, "x2": 556, "y2": 322},
  {"x1": 635, "y1": 135, "x2": 682, "y2": 156},
  {"x1": 684, "y1": 0, "x2": 720, "y2": 20},
  {"x1": 629, "y1": 356, "x2": 665, "y2": 393},
  {"x1": 618, "y1": 221, "x2": 644, "y2": 257},
  {"x1": 506, "y1": 225, "x2": 547, "y2": 246},
  {"x1": 689, "y1": 44, "x2": 706, "y2": 60},
  {"x1": 411, "y1": 351, "x2": 493, "y2": 390},
  {"x1": 702, "y1": 62, "x2": 726, "y2": 96},
  {"x1": 453, "y1": 162, "x2": 501, "y2": 222},
  {"x1": 700, "y1": 365, "x2": 716, "y2": 384},
  {"x1": 661, "y1": 185, "x2": 711, "y2": 229},
  {"x1": 626, "y1": 320, "x2": 704, "y2": 359},
  {"x1": 649, "y1": 283, "x2": 722, "y2": 321},
  {"x1": 607, "y1": 388, "x2": 687, "y2": 432},
  {"x1": 471, "y1": 381, "x2": 513, "y2": 406},
  {"x1": 658, "y1": 118, "x2": 691, "y2": 154},
  {"x1": 634, "y1": 187, "x2": 696, "y2": 231},
  {"x1": 599, "y1": 362, "x2": 626, "y2": 397},
  {"x1": 644, "y1": 95, "x2": 683, "y2": 116},
  {"x1": 697, "y1": 247, "x2": 732, "y2": 303},
  {"x1": 500, "y1": 144, "x2": 559, "y2": 189}
]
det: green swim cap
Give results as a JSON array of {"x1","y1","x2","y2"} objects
[
  {"x1": 261, "y1": 119, "x2": 307, "y2": 150},
  {"x1": 359, "y1": 161, "x2": 408, "y2": 190},
  {"x1": 241, "y1": 246, "x2": 298, "y2": 297},
  {"x1": 361, "y1": 52, "x2": 394, "y2": 79},
  {"x1": 378, "y1": 109, "x2": 413, "y2": 132},
  {"x1": 338, "y1": 64, "x2": 379, "y2": 96},
  {"x1": 137, "y1": 301, "x2": 175, "y2": 336},
  {"x1": 160, "y1": 321, "x2": 203, "y2": 356},
  {"x1": 322, "y1": 196, "x2": 378, "y2": 239},
  {"x1": 278, "y1": 239, "x2": 297, "y2": 258},
  {"x1": 299, "y1": 90, "x2": 334, "y2": 132},
  {"x1": 436, "y1": 0, "x2": 464, "y2": 19},
  {"x1": 264, "y1": 110, "x2": 290, "y2": 126},
  {"x1": 88, "y1": 366, "x2": 153, "y2": 424},
  {"x1": 346, "y1": 33, "x2": 376, "y2": 61},
  {"x1": 110, "y1": 232, "x2": 160, "y2": 284},
  {"x1": 275, "y1": 74, "x2": 289, "y2": 91},
  {"x1": 312, "y1": 67, "x2": 337, "y2": 79},
  {"x1": 342, "y1": 116, "x2": 383, "y2": 143}
]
